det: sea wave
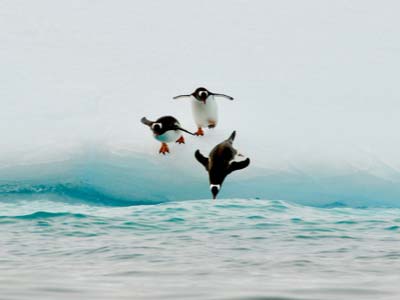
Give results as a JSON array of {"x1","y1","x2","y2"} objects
[
  {"x1": 0, "y1": 211, "x2": 88, "y2": 220},
  {"x1": 1, "y1": 151, "x2": 400, "y2": 208},
  {"x1": 0, "y1": 182, "x2": 162, "y2": 206}
]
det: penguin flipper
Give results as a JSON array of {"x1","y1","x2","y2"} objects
[
  {"x1": 195, "y1": 150, "x2": 209, "y2": 171},
  {"x1": 174, "y1": 125, "x2": 195, "y2": 136},
  {"x1": 141, "y1": 117, "x2": 154, "y2": 127},
  {"x1": 228, "y1": 158, "x2": 250, "y2": 174},
  {"x1": 212, "y1": 93, "x2": 234, "y2": 100},
  {"x1": 173, "y1": 94, "x2": 191, "y2": 100}
]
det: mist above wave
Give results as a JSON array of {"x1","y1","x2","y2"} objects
[{"x1": 1, "y1": 149, "x2": 400, "y2": 208}]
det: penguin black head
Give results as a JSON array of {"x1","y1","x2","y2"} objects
[
  {"x1": 141, "y1": 116, "x2": 171, "y2": 136},
  {"x1": 210, "y1": 184, "x2": 221, "y2": 200},
  {"x1": 192, "y1": 87, "x2": 210, "y2": 103},
  {"x1": 209, "y1": 168, "x2": 227, "y2": 200},
  {"x1": 150, "y1": 122, "x2": 163, "y2": 135}
]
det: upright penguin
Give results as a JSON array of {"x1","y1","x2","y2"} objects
[
  {"x1": 141, "y1": 116, "x2": 194, "y2": 155},
  {"x1": 194, "y1": 131, "x2": 250, "y2": 199},
  {"x1": 173, "y1": 87, "x2": 234, "y2": 136}
]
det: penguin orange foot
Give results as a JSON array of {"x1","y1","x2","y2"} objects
[
  {"x1": 195, "y1": 127, "x2": 204, "y2": 136},
  {"x1": 176, "y1": 136, "x2": 185, "y2": 144},
  {"x1": 159, "y1": 143, "x2": 170, "y2": 155}
]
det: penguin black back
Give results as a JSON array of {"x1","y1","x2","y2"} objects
[
  {"x1": 141, "y1": 116, "x2": 194, "y2": 136},
  {"x1": 195, "y1": 131, "x2": 250, "y2": 199}
]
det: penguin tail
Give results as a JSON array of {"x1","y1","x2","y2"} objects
[{"x1": 227, "y1": 131, "x2": 236, "y2": 143}]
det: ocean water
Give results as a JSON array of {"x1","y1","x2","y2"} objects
[
  {"x1": 2, "y1": 1, "x2": 400, "y2": 299},
  {"x1": 1, "y1": 197, "x2": 399, "y2": 300}
]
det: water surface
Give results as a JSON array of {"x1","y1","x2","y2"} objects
[{"x1": 1, "y1": 198, "x2": 399, "y2": 300}]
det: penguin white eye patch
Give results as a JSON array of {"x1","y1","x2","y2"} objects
[
  {"x1": 210, "y1": 184, "x2": 221, "y2": 190},
  {"x1": 199, "y1": 91, "x2": 208, "y2": 97},
  {"x1": 151, "y1": 123, "x2": 162, "y2": 130}
]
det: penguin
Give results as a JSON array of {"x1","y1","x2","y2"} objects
[
  {"x1": 194, "y1": 131, "x2": 250, "y2": 199},
  {"x1": 141, "y1": 116, "x2": 194, "y2": 155},
  {"x1": 173, "y1": 87, "x2": 234, "y2": 136}
]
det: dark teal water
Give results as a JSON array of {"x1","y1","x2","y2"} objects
[{"x1": 1, "y1": 198, "x2": 399, "y2": 300}]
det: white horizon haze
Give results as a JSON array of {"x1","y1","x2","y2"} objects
[{"x1": 1, "y1": 0, "x2": 400, "y2": 180}]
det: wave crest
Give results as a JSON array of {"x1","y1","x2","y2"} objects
[{"x1": 1, "y1": 151, "x2": 400, "y2": 208}]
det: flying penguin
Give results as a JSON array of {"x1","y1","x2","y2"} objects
[
  {"x1": 194, "y1": 131, "x2": 250, "y2": 199},
  {"x1": 173, "y1": 87, "x2": 234, "y2": 136},
  {"x1": 141, "y1": 116, "x2": 194, "y2": 155}
]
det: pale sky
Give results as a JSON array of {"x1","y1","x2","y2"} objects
[{"x1": 1, "y1": 0, "x2": 400, "y2": 175}]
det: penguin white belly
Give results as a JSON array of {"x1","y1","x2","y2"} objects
[
  {"x1": 154, "y1": 130, "x2": 180, "y2": 143},
  {"x1": 232, "y1": 152, "x2": 248, "y2": 163},
  {"x1": 191, "y1": 96, "x2": 218, "y2": 128}
]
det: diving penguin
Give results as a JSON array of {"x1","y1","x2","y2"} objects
[
  {"x1": 141, "y1": 116, "x2": 194, "y2": 155},
  {"x1": 173, "y1": 87, "x2": 234, "y2": 136},
  {"x1": 194, "y1": 131, "x2": 250, "y2": 199}
]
